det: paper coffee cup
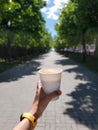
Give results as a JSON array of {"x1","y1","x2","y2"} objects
[{"x1": 39, "y1": 68, "x2": 62, "y2": 94}]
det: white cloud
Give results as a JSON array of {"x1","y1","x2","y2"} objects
[
  {"x1": 41, "y1": 0, "x2": 69, "y2": 20},
  {"x1": 47, "y1": 6, "x2": 59, "y2": 20},
  {"x1": 41, "y1": 7, "x2": 48, "y2": 13},
  {"x1": 43, "y1": 0, "x2": 50, "y2": 4}
]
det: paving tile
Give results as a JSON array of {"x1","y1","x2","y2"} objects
[{"x1": 1, "y1": 51, "x2": 98, "y2": 130}]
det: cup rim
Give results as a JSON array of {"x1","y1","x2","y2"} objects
[{"x1": 39, "y1": 68, "x2": 62, "y2": 75}]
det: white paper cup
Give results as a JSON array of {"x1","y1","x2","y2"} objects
[{"x1": 39, "y1": 68, "x2": 62, "y2": 94}]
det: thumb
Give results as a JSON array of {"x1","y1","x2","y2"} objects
[{"x1": 48, "y1": 90, "x2": 62, "y2": 100}]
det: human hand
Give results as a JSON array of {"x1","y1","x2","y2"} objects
[{"x1": 29, "y1": 81, "x2": 62, "y2": 119}]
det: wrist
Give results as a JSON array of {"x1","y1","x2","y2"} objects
[
  {"x1": 29, "y1": 110, "x2": 39, "y2": 120},
  {"x1": 22, "y1": 118, "x2": 34, "y2": 129},
  {"x1": 20, "y1": 113, "x2": 37, "y2": 128},
  {"x1": 29, "y1": 104, "x2": 40, "y2": 119}
]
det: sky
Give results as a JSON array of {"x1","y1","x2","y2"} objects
[{"x1": 41, "y1": 0, "x2": 69, "y2": 37}]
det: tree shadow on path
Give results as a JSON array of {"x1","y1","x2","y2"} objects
[
  {"x1": 55, "y1": 57, "x2": 98, "y2": 129},
  {"x1": 0, "y1": 54, "x2": 47, "y2": 82}
]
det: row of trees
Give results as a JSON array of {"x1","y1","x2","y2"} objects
[
  {"x1": 54, "y1": 0, "x2": 98, "y2": 62},
  {"x1": 0, "y1": 0, "x2": 52, "y2": 60}
]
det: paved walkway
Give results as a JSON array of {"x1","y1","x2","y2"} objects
[{"x1": 0, "y1": 50, "x2": 98, "y2": 130}]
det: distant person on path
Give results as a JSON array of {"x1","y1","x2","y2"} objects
[{"x1": 13, "y1": 81, "x2": 62, "y2": 130}]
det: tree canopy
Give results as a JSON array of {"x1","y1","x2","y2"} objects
[
  {"x1": 0, "y1": 0, "x2": 52, "y2": 60},
  {"x1": 54, "y1": 0, "x2": 98, "y2": 61}
]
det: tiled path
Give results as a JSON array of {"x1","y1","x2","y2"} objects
[{"x1": 0, "y1": 50, "x2": 98, "y2": 130}]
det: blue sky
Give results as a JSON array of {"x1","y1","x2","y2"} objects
[{"x1": 41, "y1": 0, "x2": 69, "y2": 37}]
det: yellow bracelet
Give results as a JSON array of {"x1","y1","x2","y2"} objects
[{"x1": 20, "y1": 113, "x2": 37, "y2": 128}]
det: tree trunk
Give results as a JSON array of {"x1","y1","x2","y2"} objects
[
  {"x1": 94, "y1": 35, "x2": 98, "y2": 57},
  {"x1": 7, "y1": 30, "x2": 12, "y2": 61},
  {"x1": 81, "y1": 31, "x2": 87, "y2": 63}
]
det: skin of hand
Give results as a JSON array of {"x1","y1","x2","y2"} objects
[
  {"x1": 13, "y1": 81, "x2": 62, "y2": 130},
  {"x1": 29, "y1": 81, "x2": 62, "y2": 119}
]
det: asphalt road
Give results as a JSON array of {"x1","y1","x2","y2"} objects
[{"x1": 0, "y1": 50, "x2": 98, "y2": 130}]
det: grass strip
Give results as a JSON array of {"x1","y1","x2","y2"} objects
[
  {"x1": 65, "y1": 52, "x2": 98, "y2": 74},
  {"x1": 0, "y1": 54, "x2": 39, "y2": 73}
]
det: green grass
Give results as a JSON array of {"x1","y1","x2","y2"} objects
[
  {"x1": 0, "y1": 59, "x2": 19, "y2": 73},
  {"x1": 65, "y1": 52, "x2": 98, "y2": 74},
  {"x1": 0, "y1": 54, "x2": 39, "y2": 73},
  {"x1": 84, "y1": 55, "x2": 98, "y2": 74}
]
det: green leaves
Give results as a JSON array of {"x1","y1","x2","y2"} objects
[
  {"x1": 55, "y1": 1, "x2": 80, "y2": 48},
  {"x1": 55, "y1": 0, "x2": 98, "y2": 49},
  {"x1": 75, "y1": 0, "x2": 98, "y2": 29},
  {"x1": 3, "y1": 1, "x2": 21, "y2": 11},
  {"x1": 0, "y1": 0, "x2": 52, "y2": 59}
]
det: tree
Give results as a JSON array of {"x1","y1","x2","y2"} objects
[
  {"x1": 55, "y1": 2, "x2": 81, "y2": 50},
  {"x1": 55, "y1": 0, "x2": 98, "y2": 62},
  {"x1": 74, "y1": 0, "x2": 98, "y2": 61},
  {"x1": 0, "y1": 0, "x2": 52, "y2": 59}
]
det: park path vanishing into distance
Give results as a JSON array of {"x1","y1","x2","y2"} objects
[{"x1": 0, "y1": 50, "x2": 98, "y2": 130}]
